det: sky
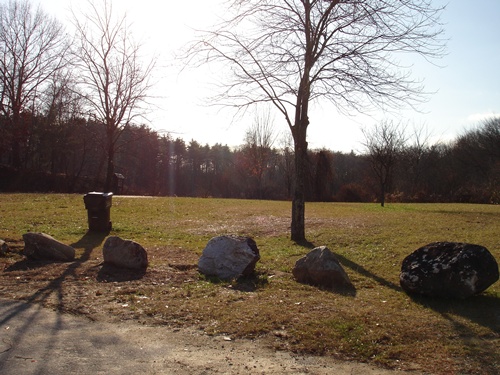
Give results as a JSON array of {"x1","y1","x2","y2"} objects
[{"x1": 19, "y1": 1, "x2": 500, "y2": 152}]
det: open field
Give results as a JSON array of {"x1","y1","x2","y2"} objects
[{"x1": 0, "y1": 194, "x2": 499, "y2": 374}]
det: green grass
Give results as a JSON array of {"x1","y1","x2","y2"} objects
[{"x1": 0, "y1": 194, "x2": 499, "y2": 374}]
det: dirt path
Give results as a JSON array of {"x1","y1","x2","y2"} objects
[{"x1": 0, "y1": 299, "x2": 419, "y2": 375}]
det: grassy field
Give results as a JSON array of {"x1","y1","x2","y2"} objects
[{"x1": 0, "y1": 194, "x2": 499, "y2": 374}]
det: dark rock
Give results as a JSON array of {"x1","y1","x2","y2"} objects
[
  {"x1": 22, "y1": 232, "x2": 75, "y2": 262},
  {"x1": 292, "y1": 246, "x2": 354, "y2": 293},
  {"x1": 102, "y1": 236, "x2": 148, "y2": 269},
  {"x1": 198, "y1": 235, "x2": 260, "y2": 280},
  {"x1": 400, "y1": 242, "x2": 499, "y2": 298}
]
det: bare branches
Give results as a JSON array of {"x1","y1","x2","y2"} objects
[
  {"x1": 362, "y1": 119, "x2": 408, "y2": 206},
  {"x1": 0, "y1": 0, "x2": 69, "y2": 118},
  {"x1": 245, "y1": 108, "x2": 278, "y2": 150},
  {"x1": 72, "y1": 0, "x2": 155, "y2": 132},
  {"x1": 185, "y1": 0, "x2": 446, "y2": 118}
]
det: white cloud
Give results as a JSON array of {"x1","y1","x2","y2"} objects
[{"x1": 466, "y1": 112, "x2": 500, "y2": 124}]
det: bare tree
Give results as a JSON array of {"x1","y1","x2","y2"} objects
[
  {"x1": 242, "y1": 109, "x2": 277, "y2": 198},
  {"x1": 0, "y1": 0, "x2": 69, "y2": 168},
  {"x1": 362, "y1": 120, "x2": 407, "y2": 207},
  {"x1": 186, "y1": 0, "x2": 445, "y2": 241},
  {"x1": 403, "y1": 124, "x2": 433, "y2": 199},
  {"x1": 245, "y1": 110, "x2": 277, "y2": 152},
  {"x1": 72, "y1": 0, "x2": 155, "y2": 191}
]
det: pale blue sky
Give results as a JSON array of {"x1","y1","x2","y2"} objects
[{"x1": 19, "y1": 1, "x2": 500, "y2": 151}]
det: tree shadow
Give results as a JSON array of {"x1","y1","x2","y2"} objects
[
  {"x1": 409, "y1": 293, "x2": 500, "y2": 333},
  {"x1": 0, "y1": 299, "x2": 66, "y2": 375},
  {"x1": 316, "y1": 282, "x2": 357, "y2": 297},
  {"x1": 334, "y1": 253, "x2": 402, "y2": 293},
  {"x1": 70, "y1": 230, "x2": 109, "y2": 262},
  {"x1": 408, "y1": 292, "x2": 500, "y2": 373},
  {"x1": 293, "y1": 239, "x2": 316, "y2": 249}
]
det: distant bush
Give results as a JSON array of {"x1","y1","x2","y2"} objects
[{"x1": 334, "y1": 183, "x2": 371, "y2": 202}]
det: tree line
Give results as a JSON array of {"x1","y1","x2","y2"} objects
[{"x1": 1, "y1": 107, "x2": 498, "y2": 204}]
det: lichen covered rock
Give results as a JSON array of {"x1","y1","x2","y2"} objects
[{"x1": 400, "y1": 242, "x2": 499, "y2": 298}]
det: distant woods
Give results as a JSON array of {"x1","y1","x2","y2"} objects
[{"x1": 0, "y1": 112, "x2": 499, "y2": 204}]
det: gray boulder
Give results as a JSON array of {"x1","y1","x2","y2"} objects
[
  {"x1": 400, "y1": 242, "x2": 499, "y2": 298},
  {"x1": 102, "y1": 236, "x2": 148, "y2": 269},
  {"x1": 22, "y1": 232, "x2": 75, "y2": 262},
  {"x1": 292, "y1": 246, "x2": 354, "y2": 293},
  {"x1": 198, "y1": 235, "x2": 260, "y2": 280}
]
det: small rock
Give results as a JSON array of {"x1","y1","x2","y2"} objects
[
  {"x1": 400, "y1": 242, "x2": 499, "y2": 298},
  {"x1": 22, "y1": 233, "x2": 75, "y2": 262},
  {"x1": 102, "y1": 236, "x2": 148, "y2": 269},
  {"x1": 292, "y1": 246, "x2": 354, "y2": 294}
]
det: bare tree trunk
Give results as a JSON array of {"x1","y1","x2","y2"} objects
[
  {"x1": 291, "y1": 80, "x2": 310, "y2": 242},
  {"x1": 105, "y1": 127, "x2": 115, "y2": 192},
  {"x1": 105, "y1": 152, "x2": 114, "y2": 192},
  {"x1": 290, "y1": 60, "x2": 311, "y2": 242},
  {"x1": 380, "y1": 178, "x2": 386, "y2": 207},
  {"x1": 291, "y1": 129, "x2": 307, "y2": 242}
]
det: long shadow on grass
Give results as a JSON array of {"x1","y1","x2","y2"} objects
[
  {"x1": 410, "y1": 293, "x2": 500, "y2": 334},
  {"x1": 409, "y1": 293, "x2": 500, "y2": 373},
  {"x1": 333, "y1": 253, "x2": 402, "y2": 293}
]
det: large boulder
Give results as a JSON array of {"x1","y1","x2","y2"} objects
[
  {"x1": 198, "y1": 235, "x2": 260, "y2": 280},
  {"x1": 102, "y1": 236, "x2": 148, "y2": 269},
  {"x1": 400, "y1": 242, "x2": 499, "y2": 299},
  {"x1": 292, "y1": 246, "x2": 354, "y2": 293},
  {"x1": 22, "y1": 232, "x2": 75, "y2": 262}
]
